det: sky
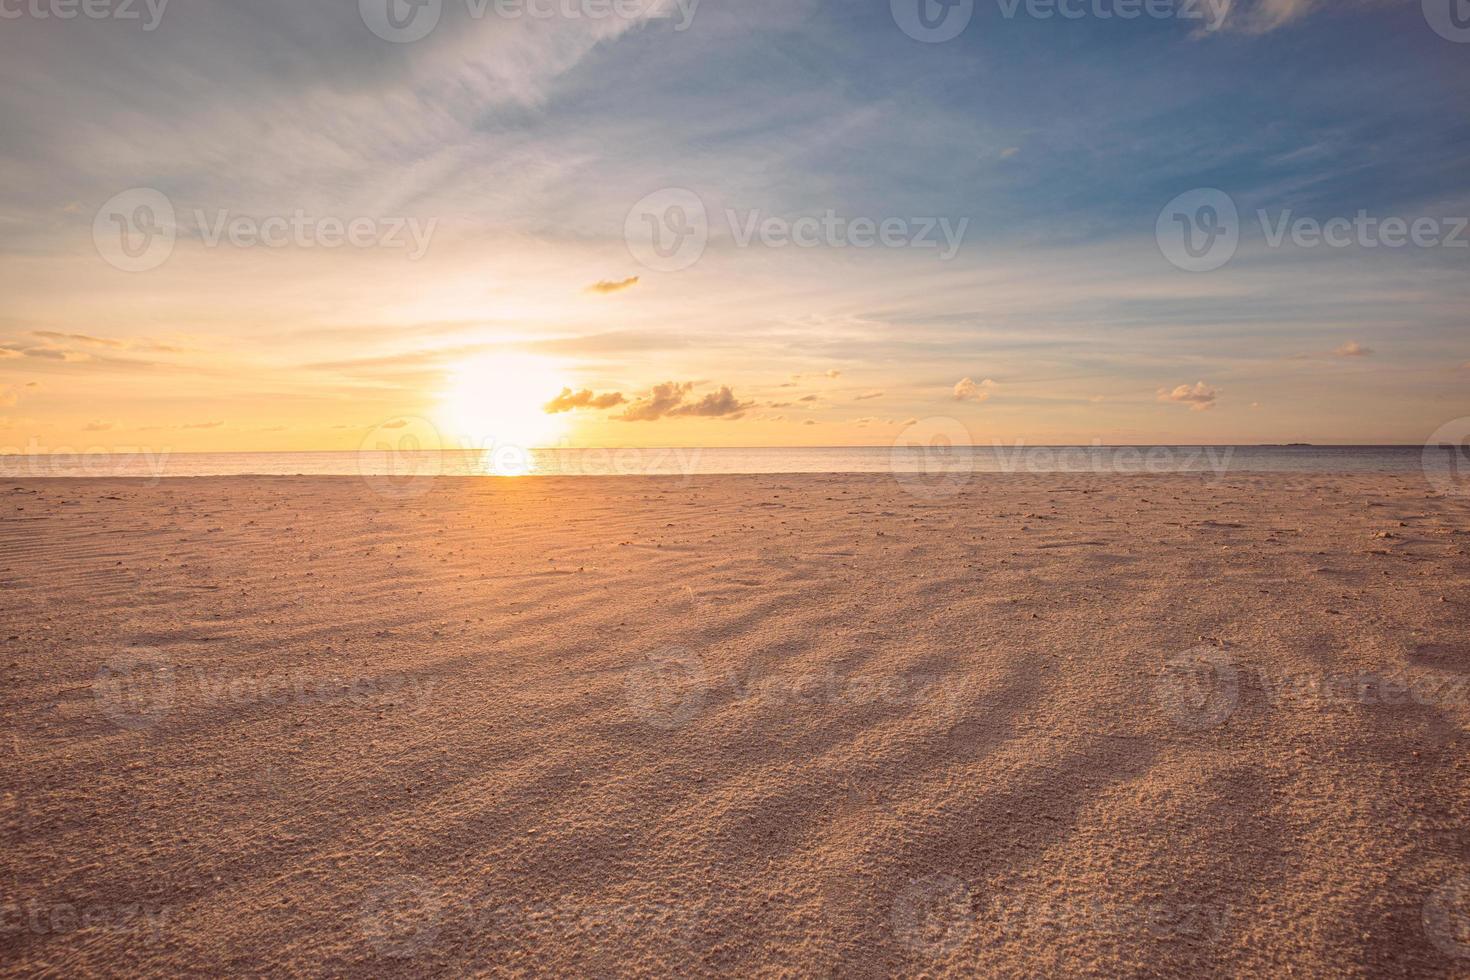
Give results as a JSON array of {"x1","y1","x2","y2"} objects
[{"x1": 1, "y1": 0, "x2": 1467, "y2": 452}]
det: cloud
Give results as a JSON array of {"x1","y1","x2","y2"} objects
[
  {"x1": 953, "y1": 378, "x2": 997, "y2": 403},
  {"x1": 617, "y1": 382, "x2": 753, "y2": 421},
  {"x1": 30, "y1": 331, "x2": 190, "y2": 354},
  {"x1": 675, "y1": 386, "x2": 752, "y2": 418},
  {"x1": 1158, "y1": 381, "x2": 1219, "y2": 412},
  {"x1": 619, "y1": 382, "x2": 695, "y2": 421},
  {"x1": 1334, "y1": 341, "x2": 1374, "y2": 357},
  {"x1": 544, "y1": 387, "x2": 628, "y2": 413},
  {"x1": 798, "y1": 394, "x2": 819, "y2": 403},
  {"x1": 854, "y1": 391, "x2": 884, "y2": 401},
  {"x1": 22, "y1": 347, "x2": 89, "y2": 362},
  {"x1": 585, "y1": 276, "x2": 640, "y2": 295},
  {"x1": 82, "y1": 420, "x2": 114, "y2": 432},
  {"x1": 802, "y1": 419, "x2": 818, "y2": 426},
  {"x1": 32, "y1": 331, "x2": 126, "y2": 349},
  {"x1": 1207, "y1": 0, "x2": 1324, "y2": 34},
  {"x1": 0, "y1": 348, "x2": 20, "y2": 359}
]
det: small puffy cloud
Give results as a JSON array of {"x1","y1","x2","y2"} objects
[
  {"x1": 586, "y1": 276, "x2": 640, "y2": 295},
  {"x1": 675, "y1": 386, "x2": 751, "y2": 418},
  {"x1": 544, "y1": 387, "x2": 627, "y2": 414},
  {"x1": 618, "y1": 382, "x2": 692, "y2": 421},
  {"x1": 381, "y1": 419, "x2": 409, "y2": 429},
  {"x1": 1158, "y1": 381, "x2": 1219, "y2": 412},
  {"x1": 953, "y1": 377, "x2": 996, "y2": 403},
  {"x1": 798, "y1": 394, "x2": 819, "y2": 403},
  {"x1": 854, "y1": 391, "x2": 884, "y2": 401},
  {"x1": 1000, "y1": 146, "x2": 1021, "y2": 158},
  {"x1": 1334, "y1": 341, "x2": 1374, "y2": 357},
  {"x1": 617, "y1": 382, "x2": 752, "y2": 422},
  {"x1": 802, "y1": 419, "x2": 818, "y2": 426},
  {"x1": 826, "y1": 369, "x2": 842, "y2": 379},
  {"x1": 83, "y1": 420, "x2": 114, "y2": 432}
]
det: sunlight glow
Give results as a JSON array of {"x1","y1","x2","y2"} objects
[{"x1": 438, "y1": 354, "x2": 569, "y2": 452}]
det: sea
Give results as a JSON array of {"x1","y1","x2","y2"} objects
[{"x1": 0, "y1": 445, "x2": 1459, "y2": 480}]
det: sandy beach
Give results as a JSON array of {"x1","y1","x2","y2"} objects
[{"x1": 3, "y1": 472, "x2": 1470, "y2": 977}]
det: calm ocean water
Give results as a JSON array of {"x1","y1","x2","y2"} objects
[{"x1": 0, "y1": 445, "x2": 1452, "y2": 479}]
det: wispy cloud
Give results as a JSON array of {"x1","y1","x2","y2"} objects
[{"x1": 585, "y1": 276, "x2": 640, "y2": 295}]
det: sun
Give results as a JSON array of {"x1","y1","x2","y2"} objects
[{"x1": 438, "y1": 354, "x2": 569, "y2": 450}]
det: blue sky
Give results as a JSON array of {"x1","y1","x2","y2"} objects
[{"x1": 0, "y1": 0, "x2": 1467, "y2": 448}]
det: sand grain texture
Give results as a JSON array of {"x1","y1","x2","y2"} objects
[{"x1": 3, "y1": 474, "x2": 1470, "y2": 977}]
